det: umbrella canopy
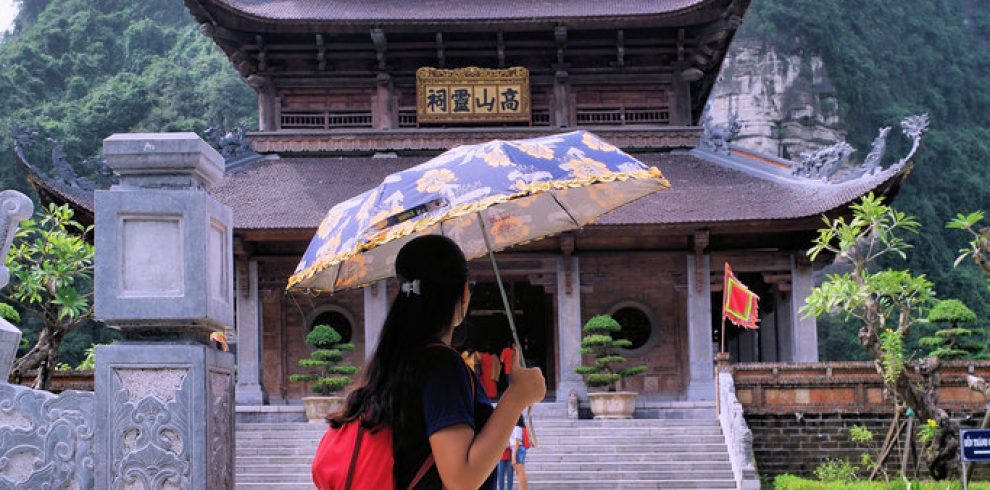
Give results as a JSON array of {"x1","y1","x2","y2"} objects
[{"x1": 287, "y1": 130, "x2": 669, "y2": 292}]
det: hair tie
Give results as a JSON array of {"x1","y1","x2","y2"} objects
[{"x1": 401, "y1": 279, "x2": 421, "y2": 296}]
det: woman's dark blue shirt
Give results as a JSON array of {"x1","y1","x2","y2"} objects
[{"x1": 395, "y1": 346, "x2": 496, "y2": 490}]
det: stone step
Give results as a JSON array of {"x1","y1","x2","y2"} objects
[
  {"x1": 236, "y1": 426, "x2": 725, "y2": 438},
  {"x1": 237, "y1": 461, "x2": 733, "y2": 474},
  {"x1": 519, "y1": 480, "x2": 737, "y2": 489},
  {"x1": 236, "y1": 451, "x2": 731, "y2": 466},
  {"x1": 525, "y1": 470, "x2": 736, "y2": 480},
  {"x1": 236, "y1": 435, "x2": 727, "y2": 448}
]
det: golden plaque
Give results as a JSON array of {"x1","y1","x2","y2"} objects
[{"x1": 416, "y1": 66, "x2": 531, "y2": 124}]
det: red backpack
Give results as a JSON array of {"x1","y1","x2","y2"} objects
[{"x1": 312, "y1": 344, "x2": 475, "y2": 490}]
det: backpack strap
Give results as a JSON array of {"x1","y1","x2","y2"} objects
[
  {"x1": 343, "y1": 425, "x2": 366, "y2": 490},
  {"x1": 406, "y1": 454, "x2": 436, "y2": 490}
]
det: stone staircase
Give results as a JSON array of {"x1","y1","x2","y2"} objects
[{"x1": 236, "y1": 402, "x2": 738, "y2": 489}]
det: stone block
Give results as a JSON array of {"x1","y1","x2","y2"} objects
[
  {"x1": 94, "y1": 189, "x2": 233, "y2": 334},
  {"x1": 103, "y1": 133, "x2": 223, "y2": 190},
  {"x1": 0, "y1": 383, "x2": 94, "y2": 488},
  {"x1": 0, "y1": 318, "x2": 21, "y2": 379},
  {"x1": 95, "y1": 343, "x2": 235, "y2": 489}
]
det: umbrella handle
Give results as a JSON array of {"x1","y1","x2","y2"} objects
[{"x1": 477, "y1": 213, "x2": 526, "y2": 369}]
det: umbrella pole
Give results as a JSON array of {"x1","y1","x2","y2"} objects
[
  {"x1": 478, "y1": 213, "x2": 538, "y2": 442},
  {"x1": 477, "y1": 214, "x2": 526, "y2": 369}
]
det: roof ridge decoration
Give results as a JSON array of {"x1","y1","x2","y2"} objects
[
  {"x1": 11, "y1": 124, "x2": 117, "y2": 192},
  {"x1": 699, "y1": 107, "x2": 741, "y2": 155},
  {"x1": 792, "y1": 113, "x2": 930, "y2": 183}
]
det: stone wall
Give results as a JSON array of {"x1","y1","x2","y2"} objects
[
  {"x1": 708, "y1": 39, "x2": 845, "y2": 160},
  {"x1": 732, "y1": 361, "x2": 990, "y2": 483},
  {"x1": 259, "y1": 257, "x2": 366, "y2": 402},
  {"x1": 579, "y1": 252, "x2": 688, "y2": 396},
  {"x1": 748, "y1": 412, "x2": 990, "y2": 483}
]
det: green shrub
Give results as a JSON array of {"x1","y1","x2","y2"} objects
[
  {"x1": 574, "y1": 314, "x2": 647, "y2": 392},
  {"x1": 0, "y1": 303, "x2": 20, "y2": 324},
  {"x1": 813, "y1": 459, "x2": 859, "y2": 483},
  {"x1": 289, "y1": 324, "x2": 357, "y2": 396}
]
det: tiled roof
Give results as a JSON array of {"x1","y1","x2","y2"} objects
[
  {"x1": 210, "y1": 152, "x2": 908, "y2": 230},
  {"x1": 23, "y1": 151, "x2": 908, "y2": 231},
  {"x1": 202, "y1": 0, "x2": 708, "y2": 23}
]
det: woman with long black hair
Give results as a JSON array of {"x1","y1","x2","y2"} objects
[{"x1": 329, "y1": 235, "x2": 546, "y2": 489}]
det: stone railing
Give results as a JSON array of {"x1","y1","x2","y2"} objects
[
  {"x1": 731, "y1": 360, "x2": 990, "y2": 414},
  {"x1": 717, "y1": 357, "x2": 760, "y2": 490},
  {"x1": 0, "y1": 133, "x2": 237, "y2": 489}
]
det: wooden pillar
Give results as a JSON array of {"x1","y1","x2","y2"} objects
[
  {"x1": 553, "y1": 70, "x2": 571, "y2": 128},
  {"x1": 248, "y1": 75, "x2": 278, "y2": 131},
  {"x1": 372, "y1": 73, "x2": 397, "y2": 130},
  {"x1": 669, "y1": 73, "x2": 692, "y2": 125}
]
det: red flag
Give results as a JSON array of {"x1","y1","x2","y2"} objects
[{"x1": 722, "y1": 262, "x2": 760, "y2": 329}]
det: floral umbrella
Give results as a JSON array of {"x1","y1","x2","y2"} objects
[{"x1": 288, "y1": 130, "x2": 669, "y2": 299}]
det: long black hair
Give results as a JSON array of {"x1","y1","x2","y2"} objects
[{"x1": 330, "y1": 235, "x2": 468, "y2": 433}]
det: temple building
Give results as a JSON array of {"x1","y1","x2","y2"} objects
[{"x1": 21, "y1": 0, "x2": 916, "y2": 408}]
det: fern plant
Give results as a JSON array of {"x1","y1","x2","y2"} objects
[
  {"x1": 289, "y1": 324, "x2": 358, "y2": 396},
  {"x1": 575, "y1": 314, "x2": 647, "y2": 392}
]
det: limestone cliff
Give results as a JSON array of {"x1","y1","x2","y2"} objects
[{"x1": 707, "y1": 40, "x2": 845, "y2": 160}]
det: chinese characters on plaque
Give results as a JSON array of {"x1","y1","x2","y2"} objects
[{"x1": 416, "y1": 66, "x2": 530, "y2": 124}]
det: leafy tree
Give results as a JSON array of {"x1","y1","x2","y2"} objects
[
  {"x1": 575, "y1": 314, "x2": 647, "y2": 391},
  {"x1": 918, "y1": 299, "x2": 982, "y2": 360},
  {"x1": 289, "y1": 324, "x2": 358, "y2": 396},
  {"x1": 6, "y1": 203, "x2": 94, "y2": 390},
  {"x1": 802, "y1": 194, "x2": 956, "y2": 479}
]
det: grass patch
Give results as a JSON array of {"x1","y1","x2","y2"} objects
[{"x1": 775, "y1": 475, "x2": 990, "y2": 490}]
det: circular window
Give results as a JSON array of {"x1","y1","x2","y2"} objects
[
  {"x1": 610, "y1": 305, "x2": 655, "y2": 352},
  {"x1": 310, "y1": 309, "x2": 353, "y2": 344}
]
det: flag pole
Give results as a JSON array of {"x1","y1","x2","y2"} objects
[{"x1": 720, "y1": 316, "x2": 727, "y2": 354}]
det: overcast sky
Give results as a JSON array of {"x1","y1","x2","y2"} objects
[{"x1": 0, "y1": 0, "x2": 19, "y2": 35}]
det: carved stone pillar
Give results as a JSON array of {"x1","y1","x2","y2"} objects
[
  {"x1": 94, "y1": 133, "x2": 235, "y2": 489},
  {"x1": 686, "y1": 255, "x2": 715, "y2": 400},
  {"x1": 236, "y1": 258, "x2": 266, "y2": 405},
  {"x1": 0, "y1": 190, "x2": 32, "y2": 378},
  {"x1": 556, "y1": 255, "x2": 584, "y2": 400},
  {"x1": 363, "y1": 280, "x2": 388, "y2": 359},
  {"x1": 789, "y1": 254, "x2": 818, "y2": 362}
]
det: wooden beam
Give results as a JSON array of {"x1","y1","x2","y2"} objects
[
  {"x1": 370, "y1": 27, "x2": 387, "y2": 71},
  {"x1": 497, "y1": 31, "x2": 506, "y2": 68},
  {"x1": 615, "y1": 29, "x2": 625, "y2": 68},
  {"x1": 255, "y1": 34, "x2": 267, "y2": 71},
  {"x1": 315, "y1": 34, "x2": 328, "y2": 71},
  {"x1": 435, "y1": 32, "x2": 446, "y2": 68},
  {"x1": 554, "y1": 24, "x2": 567, "y2": 67}
]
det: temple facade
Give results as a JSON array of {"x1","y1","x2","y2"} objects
[{"x1": 23, "y1": 0, "x2": 915, "y2": 407}]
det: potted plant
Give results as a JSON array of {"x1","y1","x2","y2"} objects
[
  {"x1": 575, "y1": 314, "x2": 647, "y2": 419},
  {"x1": 289, "y1": 324, "x2": 358, "y2": 422}
]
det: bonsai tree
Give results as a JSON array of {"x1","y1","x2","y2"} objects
[
  {"x1": 575, "y1": 314, "x2": 647, "y2": 391},
  {"x1": 918, "y1": 299, "x2": 981, "y2": 359},
  {"x1": 289, "y1": 324, "x2": 358, "y2": 396}
]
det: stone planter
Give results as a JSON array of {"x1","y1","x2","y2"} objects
[
  {"x1": 588, "y1": 392, "x2": 637, "y2": 419},
  {"x1": 302, "y1": 396, "x2": 345, "y2": 423}
]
